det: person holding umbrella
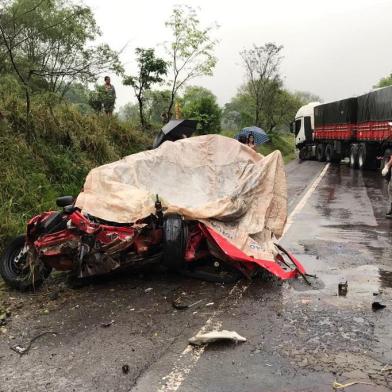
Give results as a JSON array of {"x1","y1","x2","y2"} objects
[
  {"x1": 247, "y1": 132, "x2": 256, "y2": 150},
  {"x1": 235, "y1": 126, "x2": 269, "y2": 148}
]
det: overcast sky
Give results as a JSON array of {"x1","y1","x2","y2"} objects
[{"x1": 85, "y1": 0, "x2": 392, "y2": 110}]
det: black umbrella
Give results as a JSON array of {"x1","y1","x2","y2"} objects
[{"x1": 153, "y1": 119, "x2": 198, "y2": 148}]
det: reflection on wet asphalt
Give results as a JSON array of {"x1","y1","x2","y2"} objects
[{"x1": 1, "y1": 160, "x2": 392, "y2": 392}]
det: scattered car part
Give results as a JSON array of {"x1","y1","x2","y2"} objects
[
  {"x1": 338, "y1": 281, "x2": 348, "y2": 296},
  {"x1": 372, "y1": 302, "x2": 386, "y2": 311},
  {"x1": 172, "y1": 299, "x2": 202, "y2": 310},
  {"x1": 189, "y1": 330, "x2": 246, "y2": 346}
]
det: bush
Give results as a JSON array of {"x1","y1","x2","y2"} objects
[{"x1": 0, "y1": 96, "x2": 150, "y2": 250}]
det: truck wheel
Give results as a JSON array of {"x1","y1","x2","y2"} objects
[
  {"x1": 299, "y1": 147, "x2": 308, "y2": 161},
  {"x1": 316, "y1": 144, "x2": 325, "y2": 162},
  {"x1": 162, "y1": 214, "x2": 188, "y2": 271},
  {"x1": 358, "y1": 144, "x2": 367, "y2": 170},
  {"x1": 358, "y1": 144, "x2": 378, "y2": 170},
  {"x1": 325, "y1": 144, "x2": 334, "y2": 163},
  {"x1": 350, "y1": 144, "x2": 359, "y2": 169}
]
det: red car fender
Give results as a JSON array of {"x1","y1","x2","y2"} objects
[{"x1": 200, "y1": 223, "x2": 306, "y2": 280}]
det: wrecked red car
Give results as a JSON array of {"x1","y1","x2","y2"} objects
[{"x1": 0, "y1": 120, "x2": 306, "y2": 290}]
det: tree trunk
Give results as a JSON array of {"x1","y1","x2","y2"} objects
[
  {"x1": 137, "y1": 95, "x2": 145, "y2": 129},
  {"x1": 25, "y1": 87, "x2": 32, "y2": 139},
  {"x1": 165, "y1": 91, "x2": 175, "y2": 124}
]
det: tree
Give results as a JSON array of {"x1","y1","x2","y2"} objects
[
  {"x1": 118, "y1": 102, "x2": 139, "y2": 124},
  {"x1": 293, "y1": 91, "x2": 322, "y2": 105},
  {"x1": 262, "y1": 88, "x2": 302, "y2": 132},
  {"x1": 0, "y1": 0, "x2": 122, "y2": 128},
  {"x1": 222, "y1": 86, "x2": 306, "y2": 133},
  {"x1": 222, "y1": 88, "x2": 258, "y2": 131},
  {"x1": 123, "y1": 48, "x2": 167, "y2": 128},
  {"x1": 240, "y1": 43, "x2": 283, "y2": 128},
  {"x1": 180, "y1": 86, "x2": 221, "y2": 134},
  {"x1": 144, "y1": 89, "x2": 172, "y2": 125},
  {"x1": 164, "y1": 5, "x2": 217, "y2": 122},
  {"x1": 375, "y1": 74, "x2": 392, "y2": 88},
  {"x1": 64, "y1": 83, "x2": 92, "y2": 114}
]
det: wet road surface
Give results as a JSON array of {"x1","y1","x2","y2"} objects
[{"x1": 1, "y1": 160, "x2": 392, "y2": 391}]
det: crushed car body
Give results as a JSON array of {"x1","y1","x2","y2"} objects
[{"x1": 0, "y1": 121, "x2": 306, "y2": 290}]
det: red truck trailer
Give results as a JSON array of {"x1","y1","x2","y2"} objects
[{"x1": 293, "y1": 86, "x2": 392, "y2": 169}]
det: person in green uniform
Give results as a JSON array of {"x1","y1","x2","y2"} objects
[{"x1": 103, "y1": 76, "x2": 116, "y2": 115}]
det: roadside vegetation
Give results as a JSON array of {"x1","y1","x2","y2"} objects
[{"x1": 0, "y1": 0, "x2": 316, "y2": 250}]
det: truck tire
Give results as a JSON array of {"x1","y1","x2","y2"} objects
[
  {"x1": 358, "y1": 144, "x2": 366, "y2": 170},
  {"x1": 299, "y1": 147, "x2": 307, "y2": 161},
  {"x1": 162, "y1": 214, "x2": 188, "y2": 271},
  {"x1": 316, "y1": 144, "x2": 325, "y2": 162},
  {"x1": 358, "y1": 143, "x2": 378, "y2": 170},
  {"x1": 350, "y1": 144, "x2": 359, "y2": 169},
  {"x1": 325, "y1": 144, "x2": 334, "y2": 163}
]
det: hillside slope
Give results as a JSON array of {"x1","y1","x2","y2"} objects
[{"x1": 0, "y1": 100, "x2": 149, "y2": 249}]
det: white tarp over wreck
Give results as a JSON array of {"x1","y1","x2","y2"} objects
[{"x1": 75, "y1": 135, "x2": 287, "y2": 261}]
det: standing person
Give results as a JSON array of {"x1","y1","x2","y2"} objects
[
  {"x1": 103, "y1": 76, "x2": 116, "y2": 115},
  {"x1": 247, "y1": 132, "x2": 256, "y2": 150},
  {"x1": 382, "y1": 154, "x2": 392, "y2": 218}
]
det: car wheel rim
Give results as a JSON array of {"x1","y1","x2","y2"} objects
[{"x1": 8, "y1": 246, "x2": 29, "y2": 277}]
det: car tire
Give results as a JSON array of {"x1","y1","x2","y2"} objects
[
  {"x1": 0, "y1": 235, "x2": 51, "y2": 290},
  {"x1": 162, "y1": 214, "x2": 188, "y2": 271}
]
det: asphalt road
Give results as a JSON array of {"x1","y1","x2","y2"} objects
[{"x1": 1, "y1": 160, "x2": 392, "y2": 392}]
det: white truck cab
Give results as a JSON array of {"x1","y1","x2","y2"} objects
[{"x1": 292, "y1": 102, "x2": 320, "y2": 148}]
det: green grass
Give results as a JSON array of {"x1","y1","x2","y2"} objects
[{"x1": 0, "y1": 97, "x2": 150, "y2": 251}]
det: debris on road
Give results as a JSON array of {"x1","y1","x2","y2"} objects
[
  {"x1": 172, "y1": 299, "x2": 202, "y2": 310},
  {"x1": 372, "y1": 302, "x2": 386, "y2": 311},
  {"x1": 10, "y1": 331, "x2": 58, "y2": 356},
  {"x1": 332, "y1": 380, "x2": 373, "y2": 389},
  {"x1": 189, "y1": 330, "x2": 246, "y2": 346},
  {"x1": 144, "y1": 288, "x2": 153, "y2": 294},
  {"x1": 205, "y1": 302, "x2": 214, "y2": 307},
  {"x1": 122, "y1": 364, "x2": 130, "y2": 374},
  {"x1": 101, "y1": 320, "x2": 115, "y2": 328},
  {"x1": 381, "y1": 364, "x2": 392, "y2": 372},
  {"x1": 338, "y1": 281, "x2": 348, "y2": 296}
]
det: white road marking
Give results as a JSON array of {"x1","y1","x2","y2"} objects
[
  {"x1": 157, "y1": 283, "x2": 249, "y2": 392},
  {"x1": 281, "y1": 163, "x2": 330, "y2": 238},
  {"x1": 156, "y1": 163, "x2": 330, "y2": 392}
]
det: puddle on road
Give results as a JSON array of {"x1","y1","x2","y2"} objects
[{"x1": 283, "y1": 252, "x2": 392, "y2": 310}]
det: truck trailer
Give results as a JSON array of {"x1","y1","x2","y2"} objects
[{"x1": 293, "y1": 86, "x2": 392, "y2": 169}]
